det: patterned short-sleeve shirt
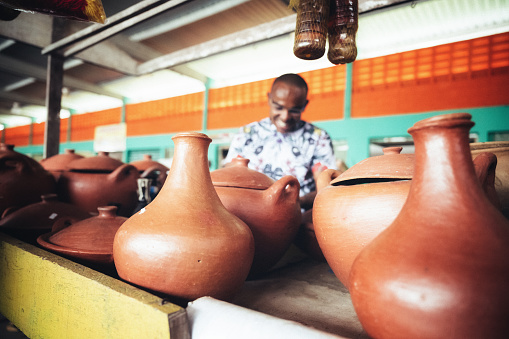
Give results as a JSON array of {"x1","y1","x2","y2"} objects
[{"x1": 224, "y1": 118, "x2": 336, "y2": 196}]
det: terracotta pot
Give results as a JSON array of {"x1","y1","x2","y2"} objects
[
  {"x1": 57, "y1": 151, "x2": 139, "y2": 217},
  {"x1": 313, "y1": 146, "x2": 500, "y2": 289},
  {"x1": 0, "y1": 194, "x2": 91, "y2": 243},
  {"x1": 37, "y1": 206, "x2": 126, "y2": 265},
  {"x1": 211, "y1": 156, "x2": 301, "y2": 277},
  {"x1": 313, "y1": 147, "x2": 413, "y2": 288},
  {"x1": 349, "y1": 113, "x2": 509, "y2": 339},
  {"x1": 0, "y1": 143, "x2": 56, "y2": 216},
  {"x1": 40, "y1": 149, "x2": 84, "y2": 180},
  {"x1": 113, "y1": 132, "x2": 255, "y2": 302},
  {"x1": 470, "y1": 141, "x2": 509, "y2": 219},
  {"x1": 129, "y1": 154, "x2": 169, "y2": 193}
]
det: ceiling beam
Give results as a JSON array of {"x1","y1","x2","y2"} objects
[
  {"x1": 0, "y1": 91, "x2": 46, "y2": 107},
  {"x1": 0, "y1": 91, "x2": 72, "y2": 110},
  {"x1": 127, "y1": 0, "x2": 250, "y2": 41},
  {"x1": 0, "y1": 13, "x2": 139, "y2": 75},
  {"x1": 137, "y1": 15, "x2": 297, "y2": 74},
  {"x1": 0, "y1": 55, "x2": 124, "y2": 99},
  {"x1": 42, "y1": 0, "x2": 191, "y2": 58},
  {"x1": 0, "y1": 108, "x2": 35, "y2": 119},
  {"x1": 0, "y1": 13, "x2": 53, "y2": 47},
  {"x1": 109, "y1": 34, "x2": 209, "y2": 83}
]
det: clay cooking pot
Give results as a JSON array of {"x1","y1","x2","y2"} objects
[
  {"x1": 57, "y1": 151, "x2": 139, "y2": 217},
  {"x1": 211, "y1": 156, "x2": 301, "y2": 277}
]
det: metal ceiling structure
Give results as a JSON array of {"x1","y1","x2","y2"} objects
[{"x1": 0, "y1": 0, "x2": 508, "y2": 132}]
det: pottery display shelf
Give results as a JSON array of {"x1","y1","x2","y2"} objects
[
  {"x1": 1, "y1": 230, "x2": 368, "y2": 339},
  {"x1": 0, "y1": 232, "x2": 189, "y2": 339}
]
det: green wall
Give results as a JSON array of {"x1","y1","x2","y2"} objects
[{"x1": 15, "y1": 105, "x2": 509, "y2": 169}]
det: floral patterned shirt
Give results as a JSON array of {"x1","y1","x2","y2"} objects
[{"x1": 224, "y1": 118, "x2": 336, "y2": 196}]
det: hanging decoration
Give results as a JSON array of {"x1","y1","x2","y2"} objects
[
  {"x1": 0, "y1": 0, "x2": 106, "y2": 23},
  {"x1": 291, "y1": 0, "x2": 359, "y2": 64}
]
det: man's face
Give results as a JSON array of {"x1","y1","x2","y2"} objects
[{"x1": 268, "y1": 82, "x2": 308, "y2": 134}]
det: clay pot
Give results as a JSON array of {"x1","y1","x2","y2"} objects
[
  {"x1": 313, "y1": 146, "x2": 500, "y2": 289},
  {"x1": 349, "y1": 113, "x2": 509, "y2": 339},
  {"x1": 37, "y1": 206, "x2": 127, "y2": 265},
  {"x1": 313, "y1": 147, "x2": 414, "y2": 288},
  {"x1": 0, "y1": 194, "x2": 91, "y2": 243},
  {"x1": 0, "y1": 143, "x2": 56, "y2": 216},
  {"x1": 210, "y1": 156, "x2": 301, "y2": 277},
  {"x1": 113, "y1": 132, "x2": 255, "y2": 302},
  {"x1": 129, "y1": 154, "x2": 169, "y2": 193},
  {"x1": 470, "y1": 141, "x2": 509, "y2": 219},
  {"x1": 40, "y1": 149, "x2": 84, "y2": 180},
  {"x1": 57, "y1": 151, "x2": 139, "y2": 217}
]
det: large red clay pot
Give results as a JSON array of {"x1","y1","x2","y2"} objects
[
  {"x1": 313, "y1": 147, "x2": 413, "y2": 288},
  {"x1": 57, "y1": 152, "x2": 139, "y2": 217},
  {"x1": 0, "y1": 143, "x2": 56, "y2": 216},
  {"x1": 349, "y1": 113, "x2": 509, "y2": 339},
  {"x1": 113, "y1": 132, "x2": 255, "y2": 302},
  {"x1": 470, "y1": 141, "x2": 509, "y2": 219},
  {"x1": 40, "y1": 149, "x2": 84, "y2": 181},
  {"x1": 211, "y1": 156, "x2": 301, "y2": 278},
  {"x1": 37, "y1": 206, "x2": 126, "y2": 265}
]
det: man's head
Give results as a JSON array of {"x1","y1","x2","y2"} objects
[{"x1": 268, "y1": 73, "x2": 309, "y2": 134}]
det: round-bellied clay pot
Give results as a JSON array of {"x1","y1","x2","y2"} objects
[
  {"x1": 40, "y1": 149, "x2": 84, "y2": 180},
  {"x1": 470, "y1": 141, "x2": 509, "y2": 219},
  {"x1": 313, "y1": 147, "x2": 414, "y2": 288},
  {"x1": 113, "y1": 132, "x2": 255, "y2": 302},
  {"x1": 129, "y1": 154, "x2": 169, "y2": 194},
  {"x1": 57, "y1": 151, "x2": 139, "y2": 217},
  {"x1": 37, "y1": 206, "x2": 126, "y2": 265},
  {"x1": 0, "y1": 143, "x2": 56, "y2": 216},
  {"x1": 0, "y1": 193, "x2": 91, "y2": 243},
  {"x1": 210, "y1": 156, "x2": 301, "y2": 278},
  {"x1": 349, "y1": 113, "x2": 509, "y2": 339}
]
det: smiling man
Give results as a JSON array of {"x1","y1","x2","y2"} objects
[{"x1": 224, "y1": 73, "x2": 337, "y2": 210}]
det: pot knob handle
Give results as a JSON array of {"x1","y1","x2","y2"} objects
[
  {"x1": 109, "y1": 164, "x2": 140, "y2": 183},
  {"x1": 267, "y1": 175, "x2": 301, "y2": 205},
  {"x1": 316, "y1": 168, "x2": 342, "y2": 192}
]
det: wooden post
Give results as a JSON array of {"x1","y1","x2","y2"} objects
[{"x1": 44, "y1": 17, "x2": 66, "y2": 158}]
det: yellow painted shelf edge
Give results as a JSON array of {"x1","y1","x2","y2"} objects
[{"x1": 0, "y1": 232, "x2": 190, "y2": 339}]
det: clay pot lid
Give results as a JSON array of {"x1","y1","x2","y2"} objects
[
  {"x1": 40, "y1": 149, "x2": 85, "y2": 171},
  {"x1": 36, "y1": 206, "x2": 127, "y2": 263},
  {"x1": 129, "y1": 154, "x2": 169, "y2": 171},
  {"x1": 211, "y1": 156, "x2": 275, "y2": 190},
  {"x1": 66, "y1": 151, "x2": 124, "y2": 172},
  {"x1": 331, "y1": 147, "x2": 414, "y2": 185}
]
